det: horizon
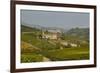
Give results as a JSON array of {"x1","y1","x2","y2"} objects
[{"x1": 21, "y1": 24, "x2": 89, "y2": 32}]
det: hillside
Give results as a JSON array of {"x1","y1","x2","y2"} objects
[
  {"x1": 21, "y1": 25, "x2": 89, "y2": 62},
  {"x1": 62, "y1": 28, "x2": 89, "y2": 42},
  {"x1": 66, "y1": 28, "x2": 89, "y2": 37},
  {"x1": 21, "y1": 25, "x2": 41, "y2": 32}
]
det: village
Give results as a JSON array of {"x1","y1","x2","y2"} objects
[{"x1": 39, "y1": 29, "x2": 79, "y2": 49}]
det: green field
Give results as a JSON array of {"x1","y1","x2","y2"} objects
[{"x1": 21, "y1": 25, "x2": 89, "y2": 63}]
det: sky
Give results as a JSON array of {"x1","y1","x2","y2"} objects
[{"x1": 21, "y1": 10, "x2": 89, "y2": 29}]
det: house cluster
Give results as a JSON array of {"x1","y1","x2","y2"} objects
[
  {"x1": 42, "y1": 29, "x2": 61, "y2": 40},
  {"x1": 40, "y1": 29, "x2": 79, "y2": 48},
  {"x1": 60, "y1": 41, "x2": 79, "y2": 47}
]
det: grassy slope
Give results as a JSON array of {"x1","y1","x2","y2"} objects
[
  {"x1": 21, "y1": 25, "x2": 89, "y2": 62},
  {"x1": 41, "y1": 47, "x2": 89, "y2": 61},
  {"x1": 21, "y1": 25, "x2": 40, "y2": 32}
]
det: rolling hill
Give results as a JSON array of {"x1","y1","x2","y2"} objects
[{"x1": 21, "y1": 25, "x2": 41, "y2": 32}]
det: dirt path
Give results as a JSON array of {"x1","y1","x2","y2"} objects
[
  {"x1": 43, "y1": 56, "x2": 51, "y2": 62},
  {"x1": 22, "y1": 41, "x2": 41, "y2": 51}
]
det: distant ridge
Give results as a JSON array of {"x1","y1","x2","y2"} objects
[
  {"x1": 21, "y1": 23, "x2": 89, "y2": 33},
  {"x1": 21, "y1": 25, "x2": 41, "y2": 32},
  {"x1": 21, "y1": 23, "x2": 65, "y2": 32}
]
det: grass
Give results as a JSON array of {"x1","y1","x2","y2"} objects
[
  {"x1": 21, "y1": 46, "x2": 89, "y2": 62},
  {"x1": 21, "y1": 33, "x2": 60, "y2": 50},
  {"x1": 21, "y1": 32, "x2": 89, "y2": 63},
  {"x1": 21, "y1": 53, "x2": 43, "y2": 63},
  {"x1": 40, "y1": 47, "x2": 89, "y2": 61}
]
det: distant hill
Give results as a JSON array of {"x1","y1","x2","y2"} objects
[
  {"x1": 21, "y1": 23, "x2": 64, "y2": 32},
  {"x1": 21, "y1": 24, "x2": 89, "y2": 41},
  {"x1": 66, "y1": 28, "x2": 89, "y2": 35},
  {"x1": 65, "y1": 27, "x2": 89, "y2": 41},
  {"x1": 21, "y1": 25, "x2": 41, "y2": 32}
]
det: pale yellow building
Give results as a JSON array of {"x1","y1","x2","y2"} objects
[{"x1": 42, "y1": 29, "x2": 61, "y2": 40}]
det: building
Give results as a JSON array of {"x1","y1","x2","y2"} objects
[{"x1": 42, "y1": 29, "x2": 61, "y2": 40}]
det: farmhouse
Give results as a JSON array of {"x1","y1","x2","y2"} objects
[
  {"x1": 42, "y1": 29, "x2": 61, "y2": 40},
  {"x1": 61, "y1": 41, "x2": 78, "y2": 47}
]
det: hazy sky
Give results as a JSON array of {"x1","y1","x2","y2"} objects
[{"x1": 21, "y1": 10, "x2": 89, "y2": 29}]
